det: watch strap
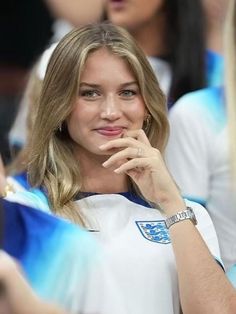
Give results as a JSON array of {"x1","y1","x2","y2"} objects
[{"x1": 165, "y1": 207, "x2": 197, "y2": 229}]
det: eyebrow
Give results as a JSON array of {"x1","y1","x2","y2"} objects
[{"x1": 79, "y1": 81, "x2": 139, "y2": 88}]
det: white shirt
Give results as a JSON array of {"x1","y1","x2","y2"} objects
[
  {"x1": 77, "y1": 193, "x2": 221, "y2": 314},
  {"x1": 166, "y1": 87, "x2": 236, "y2": 270}
]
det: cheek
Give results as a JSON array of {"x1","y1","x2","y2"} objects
[
  {"x1": 135, "y1": 0, "x2": 162, "y2": 18},
  {"x1": 66, "y1": 110, "x2": 83, "y2": 139},
  {"x1": 128, "y1": 101, "x2": 146, "y2": 123},
  {"x1": 67, "y1": 104, "x2": 86, "y2": 128}
]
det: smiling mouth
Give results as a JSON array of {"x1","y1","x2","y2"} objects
[{"x1": 95, "y1": 127, "x2": 125, "y2": 137}]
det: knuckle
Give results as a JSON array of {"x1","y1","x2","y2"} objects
[
  {"x1": 139, "y1": 129, "x2": 145, "y2": 136},
  {"x1": 153, "y1": 148, "x2": 161, "y2": 156}
]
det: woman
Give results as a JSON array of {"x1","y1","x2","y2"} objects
[
  {"x1": 3, "y1": 22, "x2": 233, "y2": 313},
  {"x1": 105, "y1": 0, "x2": 209, "y2": 107}
]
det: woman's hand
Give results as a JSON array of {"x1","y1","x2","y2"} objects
[{"x1": 100, "y1": 129, "x2": 185, "y2": 215}]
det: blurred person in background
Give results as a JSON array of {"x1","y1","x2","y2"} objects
[
  {"x1": 45, "y1": 0, "x2": 105, "y2": 42},
  {"x1": 105, "y1": 0, "x2": 221, "y2": 108},
  {"x1": 0, "y1": 0, "x2": 54, "y2": 165},
  {"x1": 8, "y1": 62, "x2": 43, "y2": 161},
  {"x1": 0, "y1": 163, "x2": 62, "y2": 314},
  {"x1": 9, "y1": 0, "x2": 105, "y2": 155},
  {"x1": 165, "y1": 0, "x2": 235, "y2": 270},
  {"x1": 0, "y1": 251, "x2": 66, "y2": 314},
  {"x1": 0, "y1": 157, "x2": 126, "y2": 314},
  {"x1": 202, "y1": 0, "x2": 229, "y2": 86}
]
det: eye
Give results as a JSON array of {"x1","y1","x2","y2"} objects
[
  {"x1": 80, "y1": 90, "x2": 100, "y2": 98},
  {"x1": 120, "y1": 90, "x2": 137, "y2": 98}
]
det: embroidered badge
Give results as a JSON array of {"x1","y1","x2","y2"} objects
[{"x1": 136, "y1": 220, "x2": 171, "y2": 244}]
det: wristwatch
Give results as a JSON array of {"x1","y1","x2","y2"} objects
[{"x1": 165, "y1": 207, "x2": 197, "y2": 229}]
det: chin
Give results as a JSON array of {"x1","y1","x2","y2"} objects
[{"x1": 108, "y1": 13, "x2": 130, "y2": 26}]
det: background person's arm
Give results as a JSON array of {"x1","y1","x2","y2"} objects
[{"x1": 0, "y1": 251, "x2": 66, "y2": 314}]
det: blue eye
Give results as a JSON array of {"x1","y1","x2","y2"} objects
[
  {"x1": 121, "y1": 90, "x2": 136, "y2": 97},
  {"x1": 80, "y1": 90, "x2": 100, "y2": 98}
]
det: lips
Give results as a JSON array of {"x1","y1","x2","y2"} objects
[
  {"x1": 109, "y1": 0, "x2": 126, "y2": 10},
  {"x1": 95, "y1": 127, "x2": 125, "y2": 137}
]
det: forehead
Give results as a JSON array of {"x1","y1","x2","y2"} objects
[{"x1": 80, "y1": 48, "x2": 138, "y2": 82}]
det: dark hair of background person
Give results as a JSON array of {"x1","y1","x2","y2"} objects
[
  {"x1": 0, "y1": 0, "x2": 54, "y2": 165},
  {"x1": 163, "y1": 0, "x2": 206, "y2": 106},
  {"x1": 0, "y1": 0, "x2": 54, "y2": 68}
]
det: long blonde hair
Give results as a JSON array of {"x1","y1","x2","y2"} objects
[
  {"x1": 225, "y1": 0, "x2": 236, "y2": 180},
  {"x1": 28, "y1": 23, "x2": 169, "y2": 225}
]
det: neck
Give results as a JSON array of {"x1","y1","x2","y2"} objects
[
  {"x1": 206, "y1": 22, "x2": 224, "y2": 55},
  {"x1": 129, "y1": 13, "x2": 167, "y2": 57},
  {"x1": 78, "y1": 150, "x2": 129, "y2": 194}
]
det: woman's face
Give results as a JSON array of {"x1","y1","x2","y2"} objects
[
  {"x1": 46, "y1": 0, "x2": 105, "y2": 27},
  {"x1": 67, "y1": 48, "x2": 146, "y2": 158},
  {"x1": 201, "y1": 0, "x2": 230, "y2": 25},
  {"x1": 105, "y1": 0, "x2": 164, "y2": 31}
]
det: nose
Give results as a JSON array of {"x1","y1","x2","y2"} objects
[{"x1": 100, "y1": 94, "x2": 122, "y2": 120}]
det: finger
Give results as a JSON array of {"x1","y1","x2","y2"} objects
[
  {"x1": 114, "y1": 158, "x2": 149, "y2": 174},
  {"x1": 99, "y1": 137, "x2": 138, "y2": 151},
  {"x1": 124, "y1": 129, "x2": 151, "y2": 146},
  {"x1": 102, "y1": 147, "x2": 145, "y2": 168}
]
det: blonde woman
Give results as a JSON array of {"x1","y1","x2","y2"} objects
[{"x1": 2, "y1": 22, "x2": 234, "y2": 313}]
